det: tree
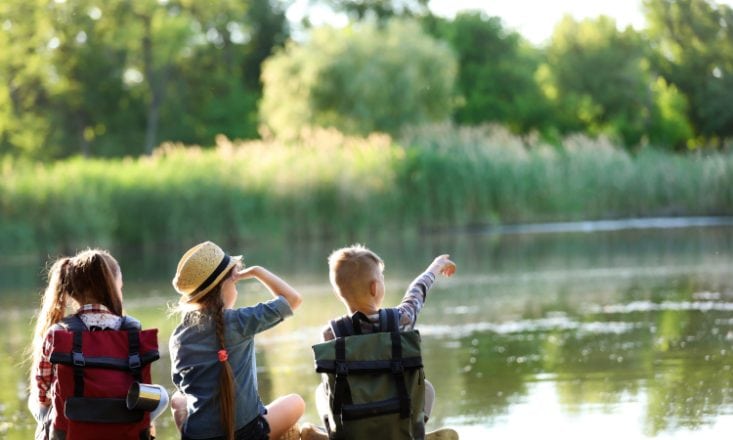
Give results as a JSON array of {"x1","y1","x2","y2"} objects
[
  {"x1": 310, "y1": 0, "x2": 429, "y2": 21},
  {"x1": 0, "y1": 0, "x2": 289, "y2": 159},
  {"x1": 644, "y1": 0, "x2": 733, "y2": 145},
  {"x1": 422, "y1": 12, "x2": 552, "y2": 136},
  {"x1": 648, "y1": 77, "x2": 694, "y2": 149},
  {"x1": 0, "y1": 0, "x2": 59, "y2": 158},
  {"x1": 540, "y1": 15, "x2": 656, "y2": 147},
  {"x1": 49, "y1": 0, "x2": 145, "y2": 157},
  {"x1": 260, "y1": 19, "x2": 457, "y2": 139},
  {"x1": 158, "y1": 0, "x2": 289, "y2": 144}
]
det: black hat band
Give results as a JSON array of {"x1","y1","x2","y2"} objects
[{"x1": 193, "y1": 254, "x2": 231, "y2": 295}]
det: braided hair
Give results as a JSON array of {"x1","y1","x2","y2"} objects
[{"x1": 187, "y1": 273, "x2": 236, "y2": 440}]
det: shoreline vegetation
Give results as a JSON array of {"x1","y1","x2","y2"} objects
[{"x1": 1, "y1": 125, "x2": 732, "y2": 256}]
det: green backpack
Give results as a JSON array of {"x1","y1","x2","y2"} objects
[{"x1": 312, "y1": 308, "x2": 426, "y2": 440}]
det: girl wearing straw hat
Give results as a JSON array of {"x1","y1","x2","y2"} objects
[{"x1": 170, "y1": 241, "x2": 304, "y2": 440}]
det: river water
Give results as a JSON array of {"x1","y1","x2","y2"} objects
[{"x1": 1, "y1": 222, "x2": 732, "y2": 439}]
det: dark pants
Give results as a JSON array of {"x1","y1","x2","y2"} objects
[{"x1": 182, "y1": 414, "x2": 270, "y2": 440}]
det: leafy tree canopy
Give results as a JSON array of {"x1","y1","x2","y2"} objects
[
  {"x1": 260, "y1": 19, "x2": 457, "y2": 139},
  {"x1": 644, "y1": 0, "x2": 733, "y2": 143},
  {"x1": 310, "y1": 0, "x2": 429, "y2": 20},
  {"x1": 423, "y1": 11, "x2": 552, "y2": 136}
]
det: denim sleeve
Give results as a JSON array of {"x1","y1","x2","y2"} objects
[{"x1": 229, "y1": 296, "x2": 293, "y2": 336}]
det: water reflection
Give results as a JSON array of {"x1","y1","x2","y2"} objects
[
  {"x1": 421, "y1": 277, "x2": 733, "y2": 437},
  {"x1": 0, "y1": 226, "x2": 732, "y2": 438}
]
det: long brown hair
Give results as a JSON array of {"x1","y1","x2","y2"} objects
[
  {"x1": 29, "y1": 249, "x2": 123, "y2": 390},
  {"x1": 181, "y1": 274, "x2": 236, "y2": 440}
]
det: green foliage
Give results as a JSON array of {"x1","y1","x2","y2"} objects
[
  {"x1": 0, "y1": 0, "x2": 288, "y2": 159},
  {"x1": 2, "y1": 127, "x2": 731, "y2": 255},
  {"x1": 422, "y1": 12, "x2": 552, "y2": 135},
  {"x1": 0, "y1": 0, "x2": 57, "y2": 157},
  {"x1": 541, "y1": 15, "x2": 657, "y2": 147},
  {"x1": 156, "y1": 0, "x2": 290, "y2": 144},
  {"x1": 648, "y1": 78, "x2": 694, "y2": 150},
  {"x1": 314, "y1": 0, "x2": 429, "y2": 20},
  {"x1": 2, "y1": 0, "x2": 733, "y2": 157},
  {"x1": 260, "y1": 19, "x2": 457, "y2": 138},
  {"x1": 644, "y1": 0, "x2": 733, "y2": 144}
]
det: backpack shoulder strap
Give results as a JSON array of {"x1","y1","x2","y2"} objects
[
  {"x1": 118, "y1": 316, "x2": 144, "y2": 378},
  {"x1": 330, "y1": 315, "x2": 354, "y2": 338},
  {"x1": 378, "y1": 308, "x2": 400, "y2": 333},
  {"x1": 350, "y1": 311, "x2": 371, "y2": 334},
  {"x1": 58, "y1": 314, "x2": 88, "y2": 332},
  {"x1": 119, "y1": 316, "x2": 142, "y2": 331},
  {"x1": 54, "y1": 315, "x2": 87, "y2": 398}
]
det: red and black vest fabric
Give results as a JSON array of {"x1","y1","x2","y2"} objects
[{"x1": 48, "y1": 315, "x2": 159, "y2": 440}]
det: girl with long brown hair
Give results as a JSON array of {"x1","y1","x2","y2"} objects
[
  {"x1": 28, "y1": 249, "x2": 162, "y2": 439},
  {"x1": 169, "y1": 241, "x2": 304, "y2": 440}
]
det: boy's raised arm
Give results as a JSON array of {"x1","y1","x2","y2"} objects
[{"x1": 395, "y1": 254, "x2": 456, "y2": 330}]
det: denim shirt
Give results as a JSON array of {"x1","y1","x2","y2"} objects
[{"x1": 169, "y1": 296, "x2": 293, "y2": 439}]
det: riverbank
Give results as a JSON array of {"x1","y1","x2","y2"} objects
[{"x1": 1, "y1": 127, "x2": 731, "y2": 255}]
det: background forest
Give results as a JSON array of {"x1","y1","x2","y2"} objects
[{"x1": 1, "y1": 0, "x2": 732, "y2": 254}]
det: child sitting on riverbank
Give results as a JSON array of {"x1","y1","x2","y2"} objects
[
  {"x1": 301, "y1": 244, "x2": 458, "y2": 440},
  {"x1": 169, "y1": 241, "x2": 304, "y2": 440},
  {"x1": 28, "y1": 249, "x2": 166, "y2": 440}
]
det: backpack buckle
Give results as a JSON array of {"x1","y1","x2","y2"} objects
[
  {"x1": 72, "y1": 351, "x2": 85, "y2": 367},
  {"x1": 391, "y1": 361, "x2": 404, "y2": 374},
  {"x1": 335, "y1": 361, "x2": 348, "y2": 375},
  {"x1": 128, "y1": 353, "x2": 142, "y2": 369}
]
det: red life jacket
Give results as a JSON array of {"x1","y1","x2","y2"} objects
[{"x1": 48, "y1": 315, "x2": 159, "y2": 440}]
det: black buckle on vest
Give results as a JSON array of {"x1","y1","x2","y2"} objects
[
  {"x1": 72, "y1": 352, "x2": 85, "y2": 367},
  {"x1": 336, "y1": 362, "x2": 349, "y2": 375},
  {"x1": 128, "y1": 353, "x2": 141, "y2": 369}
]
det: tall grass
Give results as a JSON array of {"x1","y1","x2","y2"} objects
[{"x1": 1, "y1": 126, "x2": 731, "y2": 256}]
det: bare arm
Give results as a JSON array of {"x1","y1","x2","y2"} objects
[{"x1": 232, "y1": 265, "x2": 303, "y2": 310}]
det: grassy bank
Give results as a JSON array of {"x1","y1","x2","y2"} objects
[{"x1": 1, "y1": 126, "x2": 732, "y2": 255}]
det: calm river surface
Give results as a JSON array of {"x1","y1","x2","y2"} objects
[{"x1": 1, "y1": 224, "x2": 732, "y2": 439}]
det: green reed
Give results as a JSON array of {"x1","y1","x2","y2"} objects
[{"x1": 1, "y1": 126, "x2": 731, "y2": 256}]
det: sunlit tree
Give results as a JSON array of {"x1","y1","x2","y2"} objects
[
  {"x1": 260, "y1": 19, "x2": 457, "y2": 139},
  {"x1": 644, "y1": 0, "x2": 733, "y2": 146},
  {"x1": 0, "y1": 0, "x2": 60, "y2": 157},
  {"x1": 311, "y1": 0, "x2": 429, "y2": 21},
  {"x1": 541, "y1": 15, "x2": 655, "y2": 147},
  {"x1": 0, "y1": 0, "x2": 288, "y2": 159},
  {"x1": 422, "y1": 11, "x2": 552, "y2": 137}
]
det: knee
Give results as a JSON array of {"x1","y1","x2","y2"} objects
[
  {"x1": 425, "y1": 380, "x2": 435, "y2": 398},
  {"x1": 171, "y1": 391, "x2": 186, "y2": 409},
  {"x1": 287, "y1": 394, "x2": 306, "y2": 416}
]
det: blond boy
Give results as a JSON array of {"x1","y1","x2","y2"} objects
[{"x1": 301, "y1": 244, "x2": 457, "y2": 440}]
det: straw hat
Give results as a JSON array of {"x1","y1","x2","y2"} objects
[{"x1": 173, "y1": 241, "x2": 241, "y2": 303}]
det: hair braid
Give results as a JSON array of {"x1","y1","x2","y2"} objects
[{"x1": 211, "y1": 293, "x2": 235, "y2": 440}]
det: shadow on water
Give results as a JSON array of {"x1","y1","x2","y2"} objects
[{"x1": 1, "y1": 223, "x2": 732, "y2": 438}]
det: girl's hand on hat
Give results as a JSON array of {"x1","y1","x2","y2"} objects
[
  {"x1": 231, "y1": 265, "x2": 261, "y2": 282},
  {"x1": 229, "y1": 265, "x2": 303, "y2": 310}
]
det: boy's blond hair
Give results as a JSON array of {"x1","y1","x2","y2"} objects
[{"x1": 328, "y1": 244, "x2": 384, "y2": 304}]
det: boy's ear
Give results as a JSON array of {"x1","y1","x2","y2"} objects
[{"x1": 369, "y1": 280, "x2": 378, "y2": 298}]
